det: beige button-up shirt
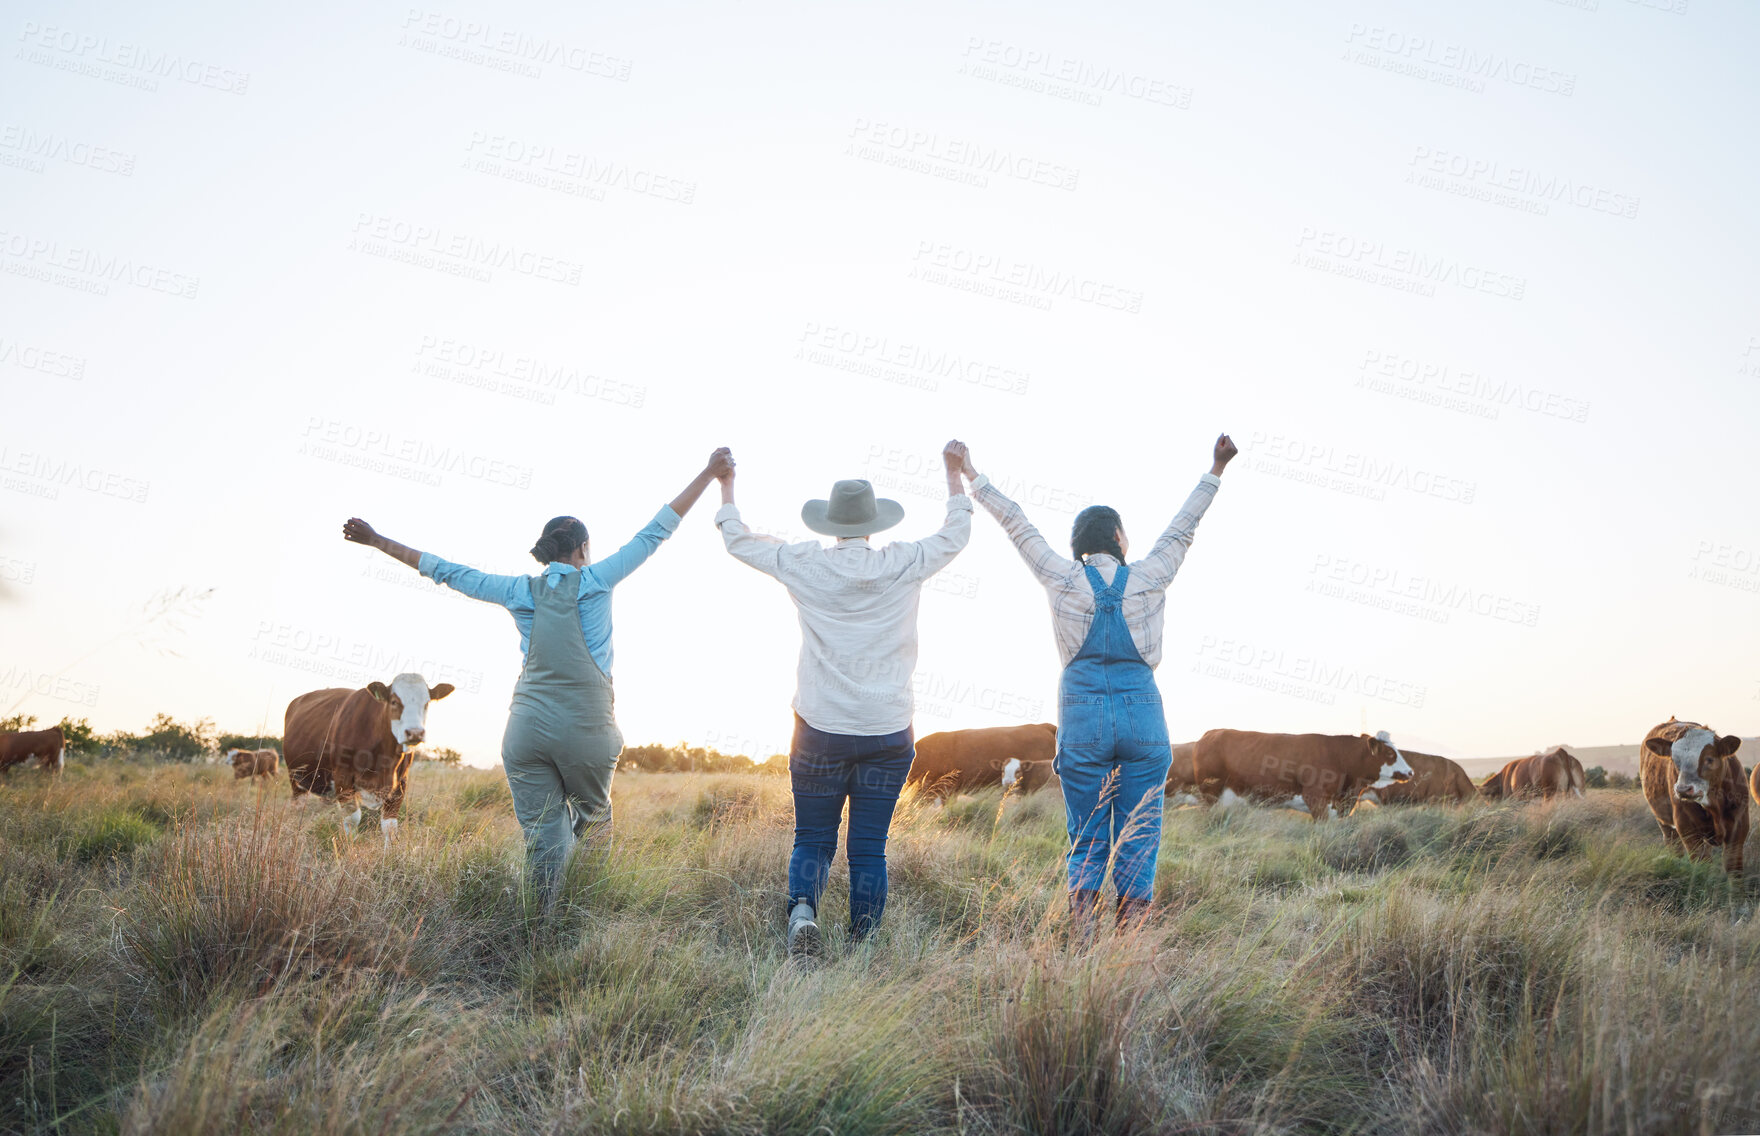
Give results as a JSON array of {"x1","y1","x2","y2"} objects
[
  {"x1": 971, "y1": 473, "x2": 1221, "y2": 668},
  {"x1": 716, "y1": 495, "x2": 973, "y2": 735}
]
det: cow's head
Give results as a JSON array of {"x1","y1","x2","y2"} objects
[
  {"x1": 1645, "y1": 727, "x2": 1740, "y2": 803},
  {"x1": 1364, "y1": 730, "x2": 1414, "y2": 787},
  {"x1": 366, "y1": 673, "x2": 455, "y2": 747}
]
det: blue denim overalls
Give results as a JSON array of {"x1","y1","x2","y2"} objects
[{"x1": 1055, "y1": 562, "x2": 1174, "y2": 901}]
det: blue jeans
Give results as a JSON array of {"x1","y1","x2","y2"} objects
[
  {"x1": 787, "y1": 715, "x2": 914, "y2": 939},
  {"x1": 1056, "y1": 731, "x2": 1172, "y2": 902}
]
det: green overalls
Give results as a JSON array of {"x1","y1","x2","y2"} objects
[{"x1": 501, "y1": 567, "x2": 623, "y2": 903}]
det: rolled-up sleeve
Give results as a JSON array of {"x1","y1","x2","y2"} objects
[
  {"x1": 907, "y1": 495, "x2": 973, "y2": 580},
  {"x1": 419, "y1": 552, "x2": 525, "y2": 607},
  {"x1": 590, "y1": 505, "x2": 682, "y2": 588},
  {"x1": 1130, "y1": 473, "x2": 1221, "y2": 589},
  {"x1": 715, "y1": 503, "x2": 786, "y2": 579}
]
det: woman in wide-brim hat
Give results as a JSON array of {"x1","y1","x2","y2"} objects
[
  {"x1": 955, "y1": 435, "x2": 1236, "y2": 931},
  {"x1": 342, "y1": 447, "x2": 732, "y2": 906}
]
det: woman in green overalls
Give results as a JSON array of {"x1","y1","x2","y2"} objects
[{"x1": 344, "y1": 447, "x2": 731, "y2": 903}]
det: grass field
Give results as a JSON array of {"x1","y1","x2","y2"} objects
[{"x1": 3, "y1": 760, "x2": 1757, "y2": 1135}]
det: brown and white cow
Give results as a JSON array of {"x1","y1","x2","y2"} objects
[
  {"x1": 283, "y1": 674, "x2": 453, "y2": 843},
  {"x1": 1193, "y1": 728, "x2": 1413, "y2": 820},
  {"x1": 1355, "y1": 750, "x2": 1475, "y2": 809},
  {"x1": 1164, "y1": 741, "x2": 1200, "y2": 801},
  {"x1": 228, "y1": 747, "x2": 280, "y2": 779},
  {"x1": 1477, "y1": 746, "x2": 1585, "y2": 801},
  {"x1": 0, "y1": 726, "x2": 64, "y2": 775},
  {"x1": 1640, "y1": 717, "x2": 1747, "y2": 877},
  {"x1": 906, "y1": 723, "x2": 1057, "y2": 800}
]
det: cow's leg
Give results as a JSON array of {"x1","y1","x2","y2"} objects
[
  {"x1": 1656, "y1": 820, "x2": 1685, "y2": 855},
  {"x1": 334, "y1": 769, "x2": 360, "y2": 835}
]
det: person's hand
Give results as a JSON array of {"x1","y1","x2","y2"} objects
[
  {"x1": 342, "y1": 518, "x2": 379, "y2": 547},
  {"x1": 707, "y1": 447, "x2": 735, "y2": 482},
  {"x1": 943, "y1": 439, "x2": 969, "y2": 475},
  {"x1": 1212, "y1": 433, "x2": 1238, "y2": 474}
]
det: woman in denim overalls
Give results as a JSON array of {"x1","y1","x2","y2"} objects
[
  {"x1": 956, "y1": 436, "x2": 1236, "y2": 930},
  {"x1": 343, "y1": 448, "x2": 732, "y2": 905}
]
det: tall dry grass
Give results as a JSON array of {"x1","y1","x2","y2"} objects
[{"x1": 1, "y1": 760, "x2": 1756, "y2": 1135}]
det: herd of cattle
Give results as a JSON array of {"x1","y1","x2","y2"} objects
[{"x1": 0, "y1": 672, "x2": 1750, "y2": 876}]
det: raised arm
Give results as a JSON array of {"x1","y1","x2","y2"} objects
[
  {"x1": 903, "y1": 440, "x2": 974, "y2": 579},
  {"x1": 955, "y1": 445, "x2": 1078, "y2": 587},
  {"x1": 593, "y1": 449, "x2": 732, "y2": 588},
  {"x1": 669, "y1": 447, "x2": 733, "y2": 517},
  {"x1": 344, "y1": 518, "x2": 421, "y2": 569},
  {"x1": 713, "y1": 451, "x2": 788, "y2": 579},
  {"x1": 343, "y1": 518, "x2": 523, "y2": 606},
  {"x1": 1130, "y1": 433, "x2": 1236, "y2": 589}
]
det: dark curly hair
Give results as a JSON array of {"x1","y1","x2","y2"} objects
[
  {"x1": 1070, "y1": 505, "x2": 1125, "y2": 562},
  {"x1": 531, "y1": 516, "x2": 588, "y2": 564}
]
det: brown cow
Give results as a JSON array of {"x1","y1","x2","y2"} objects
[
  {"x1": 228, "y1": 747, "x2": 280, "y2": 779},
  {"x1": 0, "y1": 726, "x2": 64, "y2": 774},
  {"x1": 1477, "y1": 746, "x2": 1585, "y2": 800},
  {"x1": 284, "y1": 674, "x2": 453, "y2": 843},
  {"x1": 1193, "y1": 729, "x2": 1414, "y2": 820},
  {"x1": 1640, "y1": 718, "x2": 1747, "y2": 877},
  {"x1": 906, "y1": 723, "x2": 1057, "y2": 799},
  {"x1": 1356, "y1": 750, "x2": 1474, "y2": 808},
  {"x1": 1164, "y1": 741, "x2": 1199, "y2": 800}
]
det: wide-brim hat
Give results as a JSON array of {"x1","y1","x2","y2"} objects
[{"x1": 801, "y1": 479, "x2": 905, "y2": 537}]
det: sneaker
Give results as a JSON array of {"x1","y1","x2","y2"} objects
[{"x1": 786, "y1": 901, "x2": 823, "y2": 962}]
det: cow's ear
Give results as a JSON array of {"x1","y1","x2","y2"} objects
[
  {"x1": 367, "y1": 682, "x2": 391, "y2": 703},
  {"x1": 430, "y1": 683, "x2": 455, "y2": 701},
  {"x1": 1717, "y1": 735, "x2": 1742, "y2": 757},
  {"x1": 1644, "y1": 736, "x2": 1674, "y2": 757}
]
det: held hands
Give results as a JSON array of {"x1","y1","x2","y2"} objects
[
  {"x1": 1212, "y1": 433, "x2": 1238, "y2": 476},
  {"x1": 707, "y1": 446, "x2": 735, "y2": 482},
  {"x1": 943, "y1": 439, "x2": 972, "y2": 476}
]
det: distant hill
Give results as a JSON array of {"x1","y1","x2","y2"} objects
[{"x1": 1459, "y1": 738, "x2": 1760, "y2": 781}]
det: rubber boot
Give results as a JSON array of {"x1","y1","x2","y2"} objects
[{"x1": 1115, "y1": 895, "x2": 1153, "y2": 931}]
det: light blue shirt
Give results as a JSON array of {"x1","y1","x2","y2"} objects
[{"x1": 417, "y1": 505, "x2": 681, "y2": 674}]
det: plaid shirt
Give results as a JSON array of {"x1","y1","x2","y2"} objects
[{"x1": 971, "y1": 473, "x2": 1221, "y2": 668}]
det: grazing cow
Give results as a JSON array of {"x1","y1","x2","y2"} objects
[
  {"x1": 0, "y1": 726, "x2": 64, "y2": 775},
  {"x1": 1164, "y1": 741, "x2": 1199, "y2": 799},
  {"x1": 1193, "y1": 729, "x2": 1413, "y2": 820},
  {"x1": 1478, "y1": 746, "x2": 1585, "y2": 801},
  {"x1": 906, "y1": 723, "x2": 1057, "y2": 799},
  {"x1": 1639, "y1": 717, "x2": 1747, "y2": 877},
  {"x1": 1355, "y1": 750, "x2": 1475, "y2": 808},
  {"x1": 283, "y1": 674, "x2": 453, "y2": 843},
  {"x1": 228, "y1": 747, "x2": 280, "y2": 779}
]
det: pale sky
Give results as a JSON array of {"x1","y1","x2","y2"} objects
[{"x1": 3, "y1": 0, "x2": 1757, "y2": 765}]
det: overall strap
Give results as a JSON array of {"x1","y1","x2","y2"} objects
[{"x1": 1082, "y1": 561, "x2": 1129, "y2": 612}]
